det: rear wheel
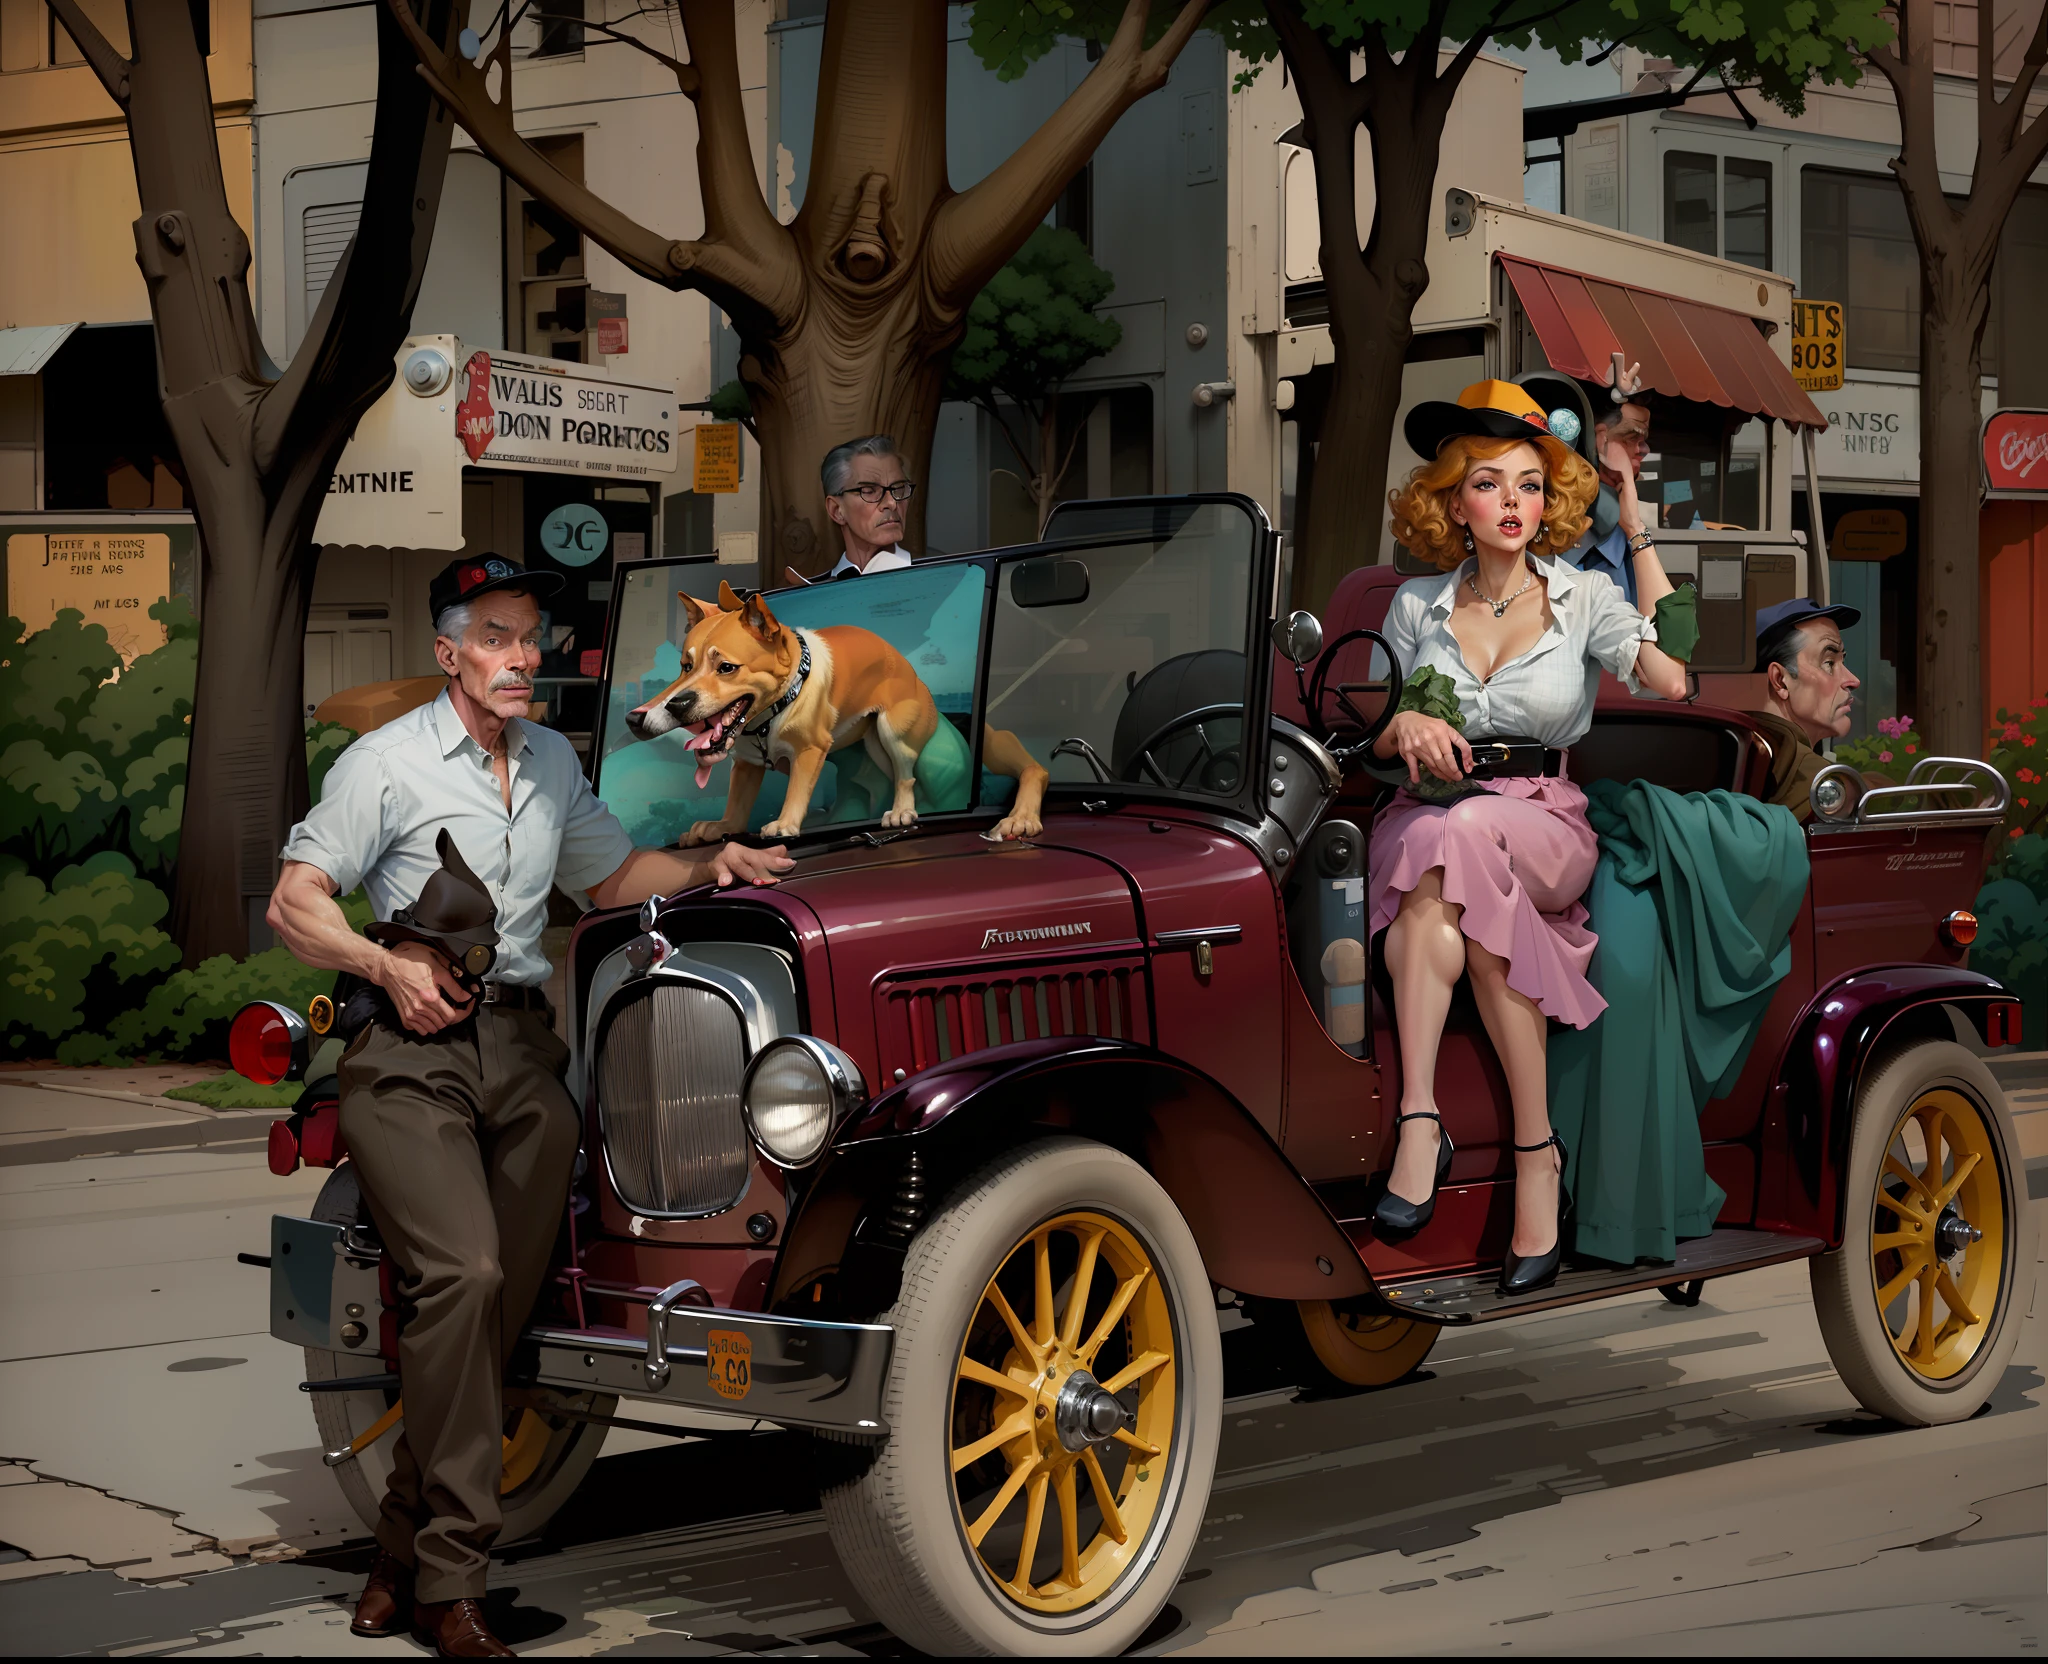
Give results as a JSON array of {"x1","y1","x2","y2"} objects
[
  {"x1": 1290, "y1": 1301, "x2": 1438, "y2": 1389},
  {"x1": 820, "y1": 1138, "x2": 1221, "y2": 1656},
  {"x1": 304, "y1": 1165, "x2": 613, "y2": 1539},
  {"x1": 1811, "y1": 1041, "x2": 2034, "y2": 1426}
]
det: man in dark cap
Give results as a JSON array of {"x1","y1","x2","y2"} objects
[
  {"x1": 267, "y1": 554, "x2": 790, "y2": 1657},
  {"x1": 1749, "y1": 596, "x2": 1863, "y2": 822}
]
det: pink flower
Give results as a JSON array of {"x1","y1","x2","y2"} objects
[
  {"x1": 2005, "y1": 722, "x2": 2023, "y2": 741},
  {"x1": 1878, "y1": 749, "x2": 1893, "y2": 763}
]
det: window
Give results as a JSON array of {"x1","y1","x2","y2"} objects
[
  {"x1": 510, "y1": 136, "x2": 587, "y2": 360},
  {"x1": 536, "y1": 0, "x2": 584, "y2": 57},
  {"x1": 1996, "y1": 187, "x2": 2048, "y2": 404},
  {"x1": 1662, "y1": 151, "x2": 1773, "y2": 270},
  {"x1": 1801, "y1": 167, "x2": 1923, "y2": 373}
]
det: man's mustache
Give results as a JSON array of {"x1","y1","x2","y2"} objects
[{"x1": 489, "y1": 672, "x2": 533, "y2": 693}]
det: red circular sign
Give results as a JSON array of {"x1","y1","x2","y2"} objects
[{"x1": 1984, "y1": 409, "x2": 2048, "y2": 493}]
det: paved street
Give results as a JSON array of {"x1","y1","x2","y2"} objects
[{"x1": 0, "y1": 1094, "x2": 2042, "y2": 1657}]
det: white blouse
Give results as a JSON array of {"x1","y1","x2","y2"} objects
[{"x1": 1380, "y1": 556, "x2": 1658, "y2": 749}]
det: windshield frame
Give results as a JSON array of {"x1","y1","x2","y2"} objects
[{"x1": 588, "y1": 493, "x2": 1279, "y2": 841}]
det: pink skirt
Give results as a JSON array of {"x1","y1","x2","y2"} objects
[{"x1": 1368, "y1": 776, "x2": 1605, "y2": 1029}]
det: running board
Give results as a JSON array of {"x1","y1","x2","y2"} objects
[{"x1": 1376, "y1": 1227, "x2": 1826, "y2": 1325}]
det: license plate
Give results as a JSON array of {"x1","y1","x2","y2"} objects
[{"x1": 707, "y1": 1329, "x2": 753, "y2": 1401}]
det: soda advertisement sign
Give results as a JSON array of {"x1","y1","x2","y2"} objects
[{"x1": 1984, "y1": 409, "x2": 2048, "y2": 495}]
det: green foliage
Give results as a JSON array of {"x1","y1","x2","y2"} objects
[
  {"x1": 306, "y1": 721, "x2": 358, "y2": 806},
  {"x1": 1834, "y1": 712, "x2": 1925, "y2": 776},
  {"x1": 708, "y1": 378, "x2": 754, "y2": 423},
  {"x1": 0, "y1": 852, "x2": 180, "y2": 1054},
  {"x1": 945, "y1": 226, "x2": 1123, "y2": 411},
  {"x1": 1394, "y1": 663, "x2": 1465, "y2": 730},
  {"x1": 163, "y1": 1071, "x2": 305, "y2": 1110},
  {"x1": 963, "y1": 0, "x2": 1890, "y2": 116}
]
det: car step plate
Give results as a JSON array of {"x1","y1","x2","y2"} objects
[{"x1": 1377, "y1": 1227, "x2": 1825, "y2": 1324}]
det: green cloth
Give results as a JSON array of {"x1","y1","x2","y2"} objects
[
  {"x1": 1652, "y1": 583, "x2": 1700, "y2": 663},
  {"x1": 1547, "y1": 778, "x2": 1808, "y2": 1265}
]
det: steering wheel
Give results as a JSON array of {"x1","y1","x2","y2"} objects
[
  {"x1": 1119, "y1": 703, "x2": 1246, "y2": 792},
  {"x1": 1304, "y1": 627, "x2": 1403, "y2": 759}
]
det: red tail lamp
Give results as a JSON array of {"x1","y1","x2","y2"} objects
[
  {"x1": 1986, "y1": 1000, "x2": 2024, "y2": 1049},
  {"x1": 1939, "y1": 910, "x2": 1979, "y2": 950},
  {"x1": 229, "y1": 1001, "x2": 309, "y2": 1085}
]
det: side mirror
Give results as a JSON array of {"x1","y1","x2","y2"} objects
[
  {"x1": 1272, "y1": 609, "x2": 1323, "y2": 667},
  {"x1": 1010, "y1": 557, "x2": 1090, "y2": 608}
]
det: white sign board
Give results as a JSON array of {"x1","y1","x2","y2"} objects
[
  {"x1": 315, "y1": 336, "x2": 678, "y2": 552},
  {"x1": 1796, "y1": 378, "x2": 2000, "y2": 486}
]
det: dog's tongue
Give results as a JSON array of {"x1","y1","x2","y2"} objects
[{"x1": 694, "y1": 761, "x2": 714, "y2": 791}]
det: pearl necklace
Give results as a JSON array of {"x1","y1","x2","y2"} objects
[{"x1": 1468, "y1": 565, "x2": 1536, "y2": 618}]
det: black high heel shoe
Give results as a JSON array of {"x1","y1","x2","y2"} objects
[
  {"x1": 1372, "y1": 1111, "x2": 1456, "y2": 1235},
  {"x1": 1499, "y1": 1131, "x2": 1570, "y2": 1296}
]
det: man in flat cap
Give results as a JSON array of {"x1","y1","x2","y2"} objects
[
  {"x1": 1749, "y1": 596, "x2": 1863, "y2": 822},
  {"x1": 268, "y1": 554, "x2": 789, "y2": 1657}
]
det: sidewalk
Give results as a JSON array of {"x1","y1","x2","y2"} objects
[{"x1": 0, "y1": 1069, "x2": 287, "y2": 1167}]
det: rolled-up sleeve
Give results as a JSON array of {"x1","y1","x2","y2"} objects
[
  {"x1": 1581, "y1": 569, "x2": 1659, "y2": 693},
  {"x1": 554, "y1": 772, "x2": 637, "y2": 896},
  {"x1": 279, "y1": 743, "x2": 392, "y2": 894}
]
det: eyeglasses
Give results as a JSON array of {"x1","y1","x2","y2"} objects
[{"x1": 837, "y1": 480, "x2": 917, "y2": 504}]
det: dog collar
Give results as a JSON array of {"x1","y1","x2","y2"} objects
[{"x1": 745, "y1": 632, "x2": 811, "y2": 733}]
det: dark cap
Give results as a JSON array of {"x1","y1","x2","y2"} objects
[
  {"x1": 364, "y1": 829, "x2": 499, "y2": 979},
  {"x1": 427, "y1": 554, "x2": 563, "y2": 627},
  {"x1": 1754, "y1": 597, "x2": 1862, "y2": 670}
]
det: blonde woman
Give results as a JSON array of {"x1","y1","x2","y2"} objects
[{"x1": 1370, "y1": 381, "x2": 1689, "y2": 1293}]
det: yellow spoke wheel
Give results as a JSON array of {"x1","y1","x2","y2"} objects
[
  {"x1": 1868, "y1": 1087, "x2": 2004, "y2": 1382},
  {"x1": 950, "y1": 1210, "x2": 1176, "y2": 1613},
  {"x1": 1812, "y1": 1041, "x2": 2034, "y2": 1428},
  {"x1": 500, "y1": 1408, "x2": 554, "y2": 1494},
  {"x1": 1294, "y1": 1302, "x2": 1437, "y2": 1388}
]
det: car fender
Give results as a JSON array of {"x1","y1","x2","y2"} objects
[
  {"x1": 773, "y1": 1037, "x2": 1371, "y2": 1308},
  {"x1": 1762, "y1": 965, "x2": 2018, "y2": 1245}
]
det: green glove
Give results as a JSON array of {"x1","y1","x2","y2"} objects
[{"x1": 1653, "y1": 583, "x2": 1700, "y2": 664}]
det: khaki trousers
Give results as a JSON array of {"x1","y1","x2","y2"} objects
[{"x1": 337, "y1": 1006, "x2": 579, "y2": 1602}]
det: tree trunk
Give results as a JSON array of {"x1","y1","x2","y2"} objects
[
  {"x1": 1915, "y1": 277, "x2": 1993, "y2": 756},
  {"x1": 383, "y1": 0, "x2": 1208, "y2": 583},
  {"x1": 59, "y1": 0, "x2": 461, "y2": 962},
  {"x1": 1269, "y1": 9, "x2": 1471, "y2": 614}
]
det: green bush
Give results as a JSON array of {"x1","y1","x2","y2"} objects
[{"x1": 0, "y1": 852, "x2": 180, "y2": 1054}]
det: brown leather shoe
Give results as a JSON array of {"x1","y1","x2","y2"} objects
[
  {"x1": 412, "y1": 1598, "x2": 513, "y2": 1658},
  {"x1": 349, "y1": 1550, "x2": 414, "y2": 1637}
]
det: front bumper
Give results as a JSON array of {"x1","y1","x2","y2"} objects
[{"x1": 270, "y1": 1215, "x2": 894, "y2": 1436}]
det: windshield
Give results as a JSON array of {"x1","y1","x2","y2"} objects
[
  {"x1": 596, "y1": 561, "x2": 992, "y2": 847},
  {"x1": 591, "y1": 499, "x2": 1267, "y2": 845},
  {"x1": 988, "y1": 501, "x2": 1258, "y2": 800}
]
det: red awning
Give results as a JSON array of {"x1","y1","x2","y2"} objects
[{"x1": 1500, "y1": 255, "x2": 1827, "y2": 431}]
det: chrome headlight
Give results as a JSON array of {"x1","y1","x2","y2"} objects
[{"x1": 742, "y1": 1036, "x2": 865, "y2": 1168}]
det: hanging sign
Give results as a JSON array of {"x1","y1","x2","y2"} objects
[
  {"x1": 538, "y1": 502, "x2": 609, "y2": 566},
  {"x1": 1791, "y1": 300, "x2": 1844, "y2": 393},
  {"x1": 1984, "y1": 408, "x2": 2048, "y2": 495},
  {"x1": 1833, "y1": 506, "x2": 1908, "y2": 559},
  {"x1": 588, "y1": 290, "x2": 628, "y2": 356},
  {"x1": 693, "y1": 422, "x2": 742, "y2": 493}
]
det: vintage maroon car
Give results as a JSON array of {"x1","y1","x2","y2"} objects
[{"x1": 238, "y1": 495, "x2": 2034, "y2": 1655}]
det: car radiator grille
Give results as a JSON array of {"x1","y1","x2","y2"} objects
[
  {"x1": 596, "y1": 981, "x2": 749, "y2": 1217},
  {"x1": 879, "y1": 960, "x2": 1150, "y2": 1079}
]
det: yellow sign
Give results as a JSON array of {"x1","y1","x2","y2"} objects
[
  {"x1": 1833, "y1": 506, "x2": 1908, "y2": 560},
  {"x1": 6, "y1": 531, "x2": 172, "y2": 664},
  {"x1": 1792, "y1": 299, "x2": 1845, "y2": 392},
  {"x1": 693, "y1": 422, "x2": 742, "y2": 494},
  {"x1": 706, "y1": 1328, "x2": 753, "y2": 1401}
]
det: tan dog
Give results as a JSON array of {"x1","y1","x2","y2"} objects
[{"x1": 626, "y1": 583, "x2": 1048, "y2": 843}]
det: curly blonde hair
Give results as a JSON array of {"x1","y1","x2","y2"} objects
[{"x1": 1388, "y1": 433, "x2": 1599, "y2": 571}]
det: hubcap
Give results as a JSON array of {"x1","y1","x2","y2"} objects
[
  {"x1": 1869, "y1": 1087, "x2": 2007, "y2": 1381},
  {"x1": 949, "y1": 1210, "x2": 1177, "y2": 1614}
]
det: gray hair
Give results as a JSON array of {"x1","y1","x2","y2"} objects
[
  {"x1": 434, "y1": 600, "x2": 476, "y2": 645},
  {"x1": 1762, "y1": 623, "x2": 1809, "y2": 681},
  {"x1": 822, "y1": 433, "x2": 902, "y2": 497}
]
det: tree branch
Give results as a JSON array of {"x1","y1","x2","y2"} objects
[
  {"x1": 1268, "y1": 0, "x2": 1371, "y2": 298},
  {"x1": 42, "y1": 0, "x2": 130, "y2": 106},
  {"x1": 530, "y1": 4, "x2": 697, "y2": 86},
  {"x1": 1993, "y1": 0, "x2": 2048, "y2": 155},
  {"x1": 927, "y1": 0, "x2": 1208, "y2": 298},
  {"x1": 258, "y1": 0, "x2": 463, "y2": 474},
  {"x1": 377, "y1": 0, "x2": 795, "y2": 322}
]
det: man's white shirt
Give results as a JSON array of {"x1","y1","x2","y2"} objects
[{"x1": 828, "y1": 544, "x2": 914, "y2": 578}]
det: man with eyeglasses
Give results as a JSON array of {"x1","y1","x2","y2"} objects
[{"x1": 822, "y1": 433, "x2": 917, "y2": 578}]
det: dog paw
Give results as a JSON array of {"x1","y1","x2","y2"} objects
[
  {"x1": 990, "y1": 814, "x2": 1042, "y2": 841},
  {"x1": 880, "y1": 808, "x2": 921, "y2": 828},
  {"x1": 681, "y1": 820, "x2": 737, "y2": 847},
  {"x1": 759, "y1": 817, "x2": 803, "y2": 838}
]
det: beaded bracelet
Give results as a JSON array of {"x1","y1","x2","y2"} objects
[{"x1": 1625, "y1": 531, "x2": 1657, "y2": 556}]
